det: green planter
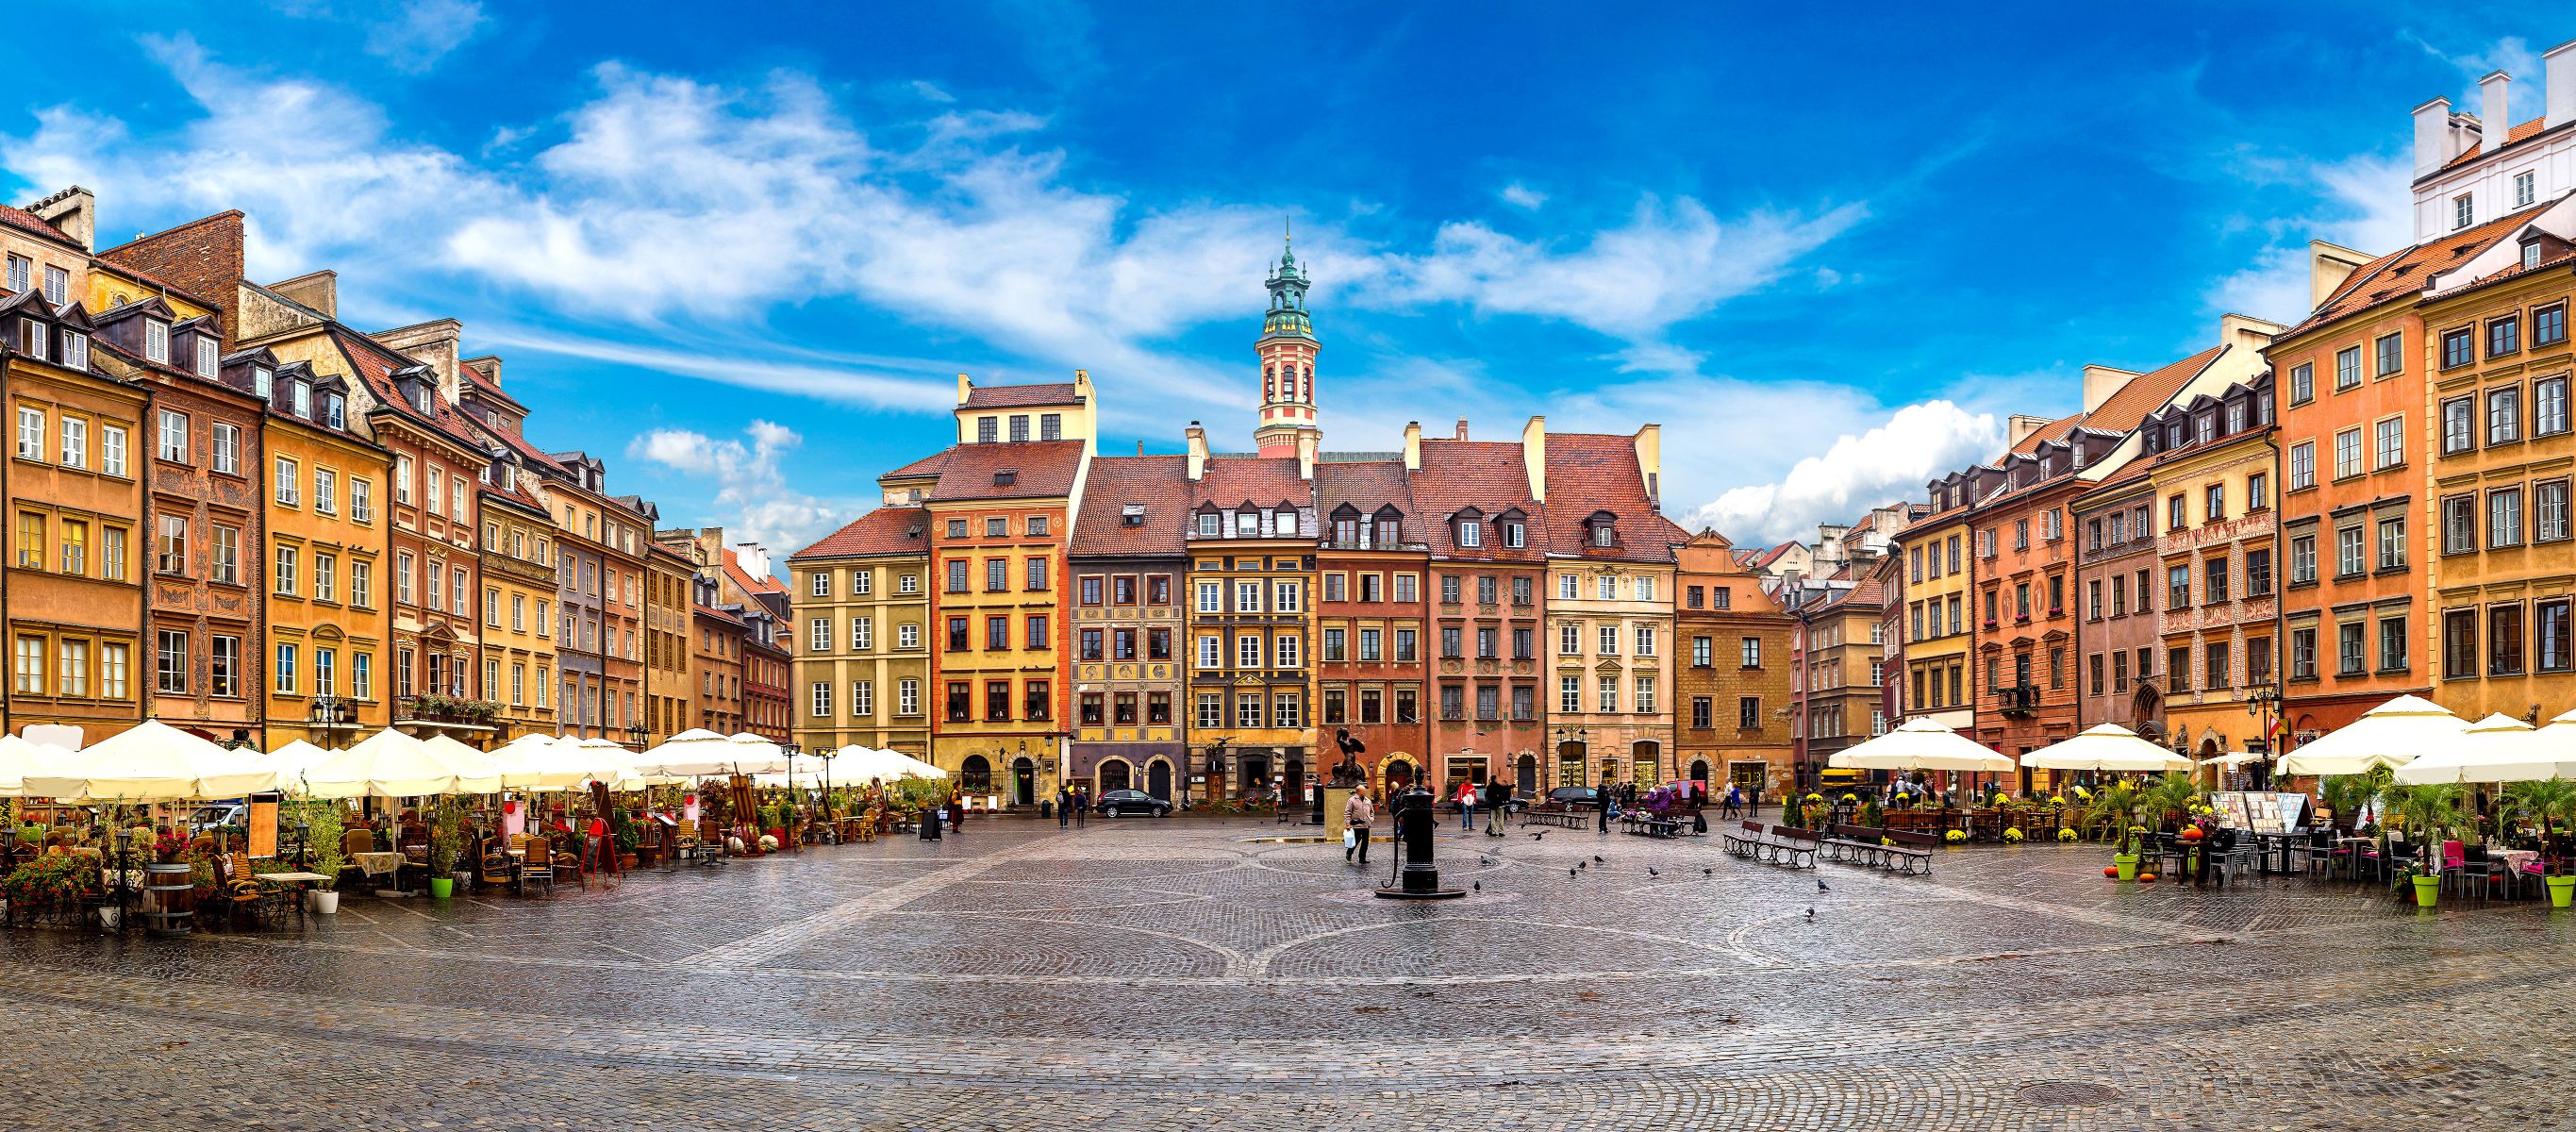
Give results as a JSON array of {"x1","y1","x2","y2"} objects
[
  {"x1": 2411, "y1": 874, "x2": 2440, "y2": 908},
  {"x1": 2549, "y1": 875, "x2": 2574, "y2": 908},
  {"x1": 2113, "y1": 853, "x2": 2138, "y2": 882},
  {"x1": 428, "y1": 877, "x2": 455, "y2": 899}
]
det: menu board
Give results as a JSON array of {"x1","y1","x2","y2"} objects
[{"x1": 2210, "y1": 791, "x2": 2309, "y2": 832}]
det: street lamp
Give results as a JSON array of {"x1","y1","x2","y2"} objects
[{"x1": 112, "y1": 825, "x2": 134, "y2": 934}]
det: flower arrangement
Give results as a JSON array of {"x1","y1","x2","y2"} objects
[
  {"x1": 2046, "y1": 795, "x2": 2066, "y2": 807},
  {"x1": 150, "y1": 828, "x2": 191, "y2": 864},
  {"x1": 1943, "y1": 829, "x2": 1968, "y2": 844},
  {"x1": 1879, "y1": 837, "x2": 1895, "y2": 846},
  {"x1": 2002, "y1": 827, "x2": 2025, "y2": 843},
  {"x1": 1, "y1": 853, "x2": 101, "y2": 908},
  {"x1": 2056, "y1": 828, "x2": 2078, "y2": 842}
]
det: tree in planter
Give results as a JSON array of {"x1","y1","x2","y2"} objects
[
  {"x1": 2082, "y1": 779, "x2": 2137, "y2": 842},
  {"x1": 2378, "y1": 782, "x2": 2466, "y2": 880},
  {"x1": 2318, "y1": 774, "x2": 2380, "y2": 834},
  {"x1": 428, "y1": 797, "x2": 468, "y2": 876},
  {"x1": 2503, "y1": 778, "x2": 2576, "y2": 862},
  {"x1": 2139, "y1": 774, "x2": 2204, "y2": 832}
]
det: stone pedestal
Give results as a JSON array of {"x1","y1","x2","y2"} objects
[{"x1": 1323, "y1": 786, "x2": 1352, "y2": 843}]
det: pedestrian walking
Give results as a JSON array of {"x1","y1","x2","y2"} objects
[
  {"x1": 1073, "y1": 787, "x2": 1089, "y2": 827},
  {"x1": 1454, "y1": 779, "x2": 1477, "y2": 834},
  {"x1": 1344, "y1": 790, "x2": 1374, "y2": 865},
  {"x1": 1597, "y1": 786, "x2": 1613, "y2": 834},
  {"x1": 952, "y1": 796, "x2": 968, "y2": 834},
  {"x1": 1721, "y1": 782, "x2": 1743, "y2": 820},
  {"x1": 1484, "y1": 778, "x2": 1509, "y2": 837},
  {"x1": 1057, "y1": 788, "x2": 1072, "y2": 829}
]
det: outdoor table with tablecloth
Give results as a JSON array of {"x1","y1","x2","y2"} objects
[
  {"x1": 2493, "y1": 848, "x2": 2541, "y2": 875},
  {"x1": 352, "y1": 851, "x2": 407, "y2": 876}
]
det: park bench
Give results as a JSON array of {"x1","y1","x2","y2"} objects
[
  {"x1": 1520, "y1": 804, "x2": 1589, "y2": 830},
  {"x1": 1720, "y1": 821, "x2": 1817, "y2": 869},
  {"x1": 1621, "y1": 811, "x2": 1707, "y2": 839},
  {"x1": 1820, "y1": 823, "x2": 1934, "y2": 874}
]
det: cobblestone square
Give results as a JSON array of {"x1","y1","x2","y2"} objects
[{"x1": 5, "y1": 818, "x2": 2568, "y2": 1130}]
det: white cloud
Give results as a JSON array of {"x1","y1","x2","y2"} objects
[
  {"x1": 1499, "y1": 182, "x2": 1546, "y2": 209},
  {"x1": 2410, "y1": 34, "x2": 2547, "y2": 123},
  {"x1": 626, "y1": 421, "x2": 856, "y2": 553},
  {"x1": 364, "y1": 0, "x2": 488, "y2": 73},
  {"x1": 1354, "y1": 196, "x2": 1866, "y2": 373},
  {"x1": 2204, "y1": 152, "x2": 2413, "y2": 325},
  {"x1": 1687, "y1": 400, "x2": 2002, "y2": 545},
  {"x1": 909, "y1": 79, "x2": 958, "y2": 104}
]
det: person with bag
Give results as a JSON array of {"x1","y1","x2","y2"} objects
[
  {"x1": 1454, "y1": 779, "x2": 1478, "y2": 834},
  {"x1": 1344, "y1": 790, "x2": 1374, "y2": 865},
  {"x1": 1483, "y1": 778, "x2": 1510, "y2": 837}
]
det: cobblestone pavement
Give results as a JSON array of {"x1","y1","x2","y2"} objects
[{"x1": 5, "y1": 818, "x2": 2569, "y2": 1130}]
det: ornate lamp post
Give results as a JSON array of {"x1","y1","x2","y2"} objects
[
  {"x1": 111, "y1": 825, "x2": 134, "y2": 934},
  {"x1": 2244, "y1": 686, "x2": 2285, "y2": 790}
]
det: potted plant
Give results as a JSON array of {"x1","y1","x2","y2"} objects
[
  {"x1": 2504, "y1": 779, "x2": 2576, "y2": 907},
  {"x1": 2380, "y1": 782, "x2": 2464, "y2": 909},
  {"x1": 610, "y1": 810, "x2": 641, "y2": 870},
  {"x1": 427, "y1": 798, "x2": 465, "y2": 898},
  {"x1": 2113, "y1": 824, "x2": 2147, "y2": 880},
  {"x1": 289, "y1": 798, "x2": 347, "y2": 914}
]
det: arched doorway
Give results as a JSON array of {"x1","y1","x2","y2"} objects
[
  {"x1": 1010, "y1": 757, "x2": 1036, "y2": 807},
  {"x1": 1688, "y1": 758, "x2": 1711, "y2": 786},
  {"x1": 1515, "y1": 753, "x2": 1538, "y2": 793},
  {"x1": 1239, "y1": 751, "x2": 1271, "y2": 798},
  {"x1": 1283, "y1": 756, "x2": 1305, "y2": 806},
  {"x1": 1146, "y1": 758, "x2": 1172, "y2": 801},
  {"x1": 1630, "y1": 740, "x2": 1661, "y2": 786},
  {"x1": 1098, "y1": 758, "x2": 1132, "y2": 793},
  {"x1": 1383, "y1": 757, "x2": 1415, "y2": 792},
  {"x1": 961, "y1": 754, "x2": 993, "y2": 791},
  {"x1": 1555, "y1": 741, "x2": 1587, "y2": 790}
]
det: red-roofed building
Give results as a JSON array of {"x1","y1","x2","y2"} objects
[
  {"x1": 1313, "y1": 456, "x2": 1431, "y2": 800},
  {"x1": 1180, "y1": 426, "x2": 1316, "y2": 804},
  {"x1": 1675, "y1": 530, "x2": 1796, "y2": 802},
  {"x1": 1536, "y1": 422, "x2": 1679, "y2": 792},
  {"x1": 1409, "y1": 424, "x2": 1548, "y2": 793}
]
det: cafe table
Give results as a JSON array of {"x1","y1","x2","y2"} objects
[{"x1": 253, "y1": 871, "x2": 334, "y2": 925}]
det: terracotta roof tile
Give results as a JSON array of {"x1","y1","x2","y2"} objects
[
  {"x1": 793, "y1": 507, "x2": 930, "y2": 559},
  {"x1": 1194, "y1": 454, "x2": 1309, "y2": 508},
  {"x1": 2288, "y1": 203, "x2": 2549, "y2": 335},
  {"x1": 1315, "y1": 458, "x2": 1424, "y2": 545},
  {"x1": 327, "y1": 326, "x2": 490, "y2": 455},
  {"x1": 722, "y1": 548, "x2": 785, "y2": 596},
  {"x1": 2083, "y1": 345, "x2": 2222, "y2": 434},
  {"x1": 1541, "y1": 432, "x2": 1671, "y2": 564},
  {"x1": 961, "y1": 381, "x2": 1081, "y2": 409},
  {"x1": 0, "y1": 204, "x2": 80, "y2": 251},
  {"x1": 2007, "y1": 413, "x2": 2082, "y2": 456},
  {"x1": 2438, "y1": 116, "x2": 2555, "y2": 172},
  {"x1": 1412, "y1": 440, "x2": 1545, "y2": 561},
  {"x1": 899, "y1": 441, "x2": 1089, "y2": 503},
  {"x1": 1069, "y1": 455, "x2": 1192, "y2": 558}
]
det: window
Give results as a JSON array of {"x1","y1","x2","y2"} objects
[
  {"x1": 1026, "y1": 614, "x2": 1049, "y2": 650},
  {"x1": 1456, "y1": 520, "x2": 1481, "y2": 548},
  {"x1": 1740, "y1": 636, "x2": 1763, "y2": 668},
  {"x1": 2336, "y1": 623, "x2": 2366, "y2": 677},
  {"x1": 274, "y1": 458, "x2": 300, "y2": 506},
  {"x1": 2491, "y1": 487, "x2": 2526, "y2": 548},
  {"x1": 2538, "y1": 480, "x2": 2571, "y2": 542},
  {"x1": 2541, "y1": 600, "x2": 2573, "y2": 673},
  {"x1": 2442, "y1": 326, "x2": 2475, "y2": 369},
  {"x1": 1196, "y1": 581, "x2": 1222, "y2": 612},
  {"x1": 2379, "y1": 617, "x2": 2408, "y2": 673},
  {"x1": 2204, "y1": 483, "x2": 2225, "y2": 523},
  {"x1": 2247, "y1": 471, "x2": 2269, "y2": 511},
  {"x1": 2444, "y1": 609, "x2": 2479, "y2": 678},
  {"x1": 2375, "y1": 331, "x2": 2403, "y2": 377},
  {"x1": 315, "y1": 469, "x2": 337, "y2": 514},
  {"x1": 2491, "y1": 316, "x2": 2521, "y2": 358},
  {"x1": 2442, "y1": 396, "x2": 2475, "y2": 456},
  {"x1": 1026, "y1": 557, "x2": 1049, "y2": 591},
  {"x1": 1560, "y1": 675, "x2": 1579, "y2": 714},
  {"x1": 1, "y1": 256, "x2": 20, "y2": 293},
  {"x1": 152, "y1": 514, "x2": 181, "y2": 574},
  {"x1": 1598, "y1": 674, "x2": 1619, "y2": 712},
  {"x1": 2289, "y1": 361, "x2": 2313, "y2": 404},
  {"x1": 2372, "y1": 417, "x2": 2403, "y2": 470},
  {"x1": 2205, "y1": 556, "x2": 2230, "y2": 603},
  {"x1": 2167, "y1": 564, "x2": 2190, "y2": 610},
  {"x1": 143, "y1": 318, "x2": 169, "y2": 363},
  {"x1": 2518, "y1": 170, "x2": 2538, "y2": 208},
  {"x1": 2333, "y1": 427, "x2": 2362, "y2": 479},
  {"x1": 351, "y1": 479, "x2": 373, "y2": 523},
  {"x1": 2167, "y1": 494, "x2": 2186, "y2": 530},
  {"x1": 2492, "y1": 605, "x2": 2527, "y2": 676},
  {"x1": 2540, "y1": 376, "x2": 2570, "y2": 438},
  {"x1": 156, "y1": 630, "x2": 190, "y2": 694},
  {"x1": 274, "y1": 642, "x2": 298, "y2": 694},
  {"x1": 2288, "y1": 441, "x2": 2315, "y2": 490},
  {"x1": 2454, "y1": 192, "x2": 2474, "y2": 230},
  {"x1": 55, "y1": 519, "x2": 84, "y2": 575},
  {"x1": 2335, "y1": 345, "x2": 2361, "y2": 391},
  {"x1": 2444, "y1": 494, "x2": 2476, "y2": 554},
  {"x1": 1238, "y1": 634, "x2": 1262, "y2": 668},
  {"x1": 2539, "y1": 305, "x2": 2568, "y2": 348},
  {"x1": 2335, "y1": 526, "x2": 2364, "y2": 578},
  {"x1": 2377, "y1": 517, "x2": 2407, "y2": 571}
]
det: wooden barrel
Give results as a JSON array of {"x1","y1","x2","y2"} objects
[{"x1": 138, "y1": 862, "x2": 194, "y2": 937}]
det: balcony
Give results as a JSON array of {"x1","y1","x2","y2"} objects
[{"x1": 1993, "y1": 684, "x2": 2042, "y2": 718}]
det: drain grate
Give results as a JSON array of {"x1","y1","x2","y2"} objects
[{"x1": 2017, "y1": 1081, "x2": 2123, "y2": 1107}]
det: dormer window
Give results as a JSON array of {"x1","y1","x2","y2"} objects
[
  {"x1": 992, "y1": 470, "x2": 1016, "y2": 488},
  {"x1": 1591, "y1": 524, "x2": 1614, "y2": 548},
  {"x1": 193, "y1": 336, "x2": 216, "y2": 379},
  {"x1": 142, "y1": 319, "x2": 169, "y2": 364},
  {"x1": 2524, "y1": 240, "x2": 2544, "y2": 270},
  {"x1": 254, "y1": 366, "x2": 274, "y2": 398},
  {"x1": 1274, "y1": 508, "x2": 1295, "y2": 533},
  {"x1": 1196, "y1": 512, "x2": 1220, "y2": 537},
  {"x1": 61, "y1": 331, "x2": 85, "y2": 371},
  {"x1": 1334, "y1": 517, "x2": 1357, "y2": 545},
  {"x1": 1456, "y1": 520, "x2": 1482, "y2": 548},
  {"x1": 2195, "y1": 414, "x2": 2214, "y2": 444},
  {"x1": 292, "y1": 380, "x2": 311, "y2": 420},
  {"x1": 18, "y1": 318, "x2": 43, "y2": 356},
  {"x1": 1121, "y1": 504, "x2": 1144, "y2": 526},
  {"x1": 1235, "y1": 511, "x2": 1258, "y2": 537},
  {"x1": 324, "y1": 394, "x2": 344, "y2": 430},
  {"x1": 1380, "y1": 519, "x2": 1403, "y2": 546}
]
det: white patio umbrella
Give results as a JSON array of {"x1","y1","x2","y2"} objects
[
  {"x1": 2197, "y1": 750, "x2": 2269, "y2": 769},
  {"x1": 2277, "y1": 693, "x2": 2467, "y2": 777},
  {"x1": 23, "y1": 719, "x2": 277, "y2": 801},
  {"x1": 2019, "y1": 724, "x2": 2195, "y2": 774},
  {"x1": 300, "y1": 728, "x2": 493, "y2": 798},
  {"x1": 1828, "y1": 717, "x2": 2017, "y2": 773},
  {"x1": 421, "y1": 735, "x2": 506, "y2": 791},
  {"x1": 0, "y1": 734, "x2": 74, "y2": 797},
  {"x1": 2394, "y1": 713, "x2": 2576, "y2": 784},
  {"x1": 725, "y1": 732, "x2": 790, "y2": 775},
  {"x1": 257, "y1": 740, "x2": 337, "y2": 792},
  {"x1": 493, "y1": 734, "x2": 594, "y2": 791},
  {"x1": 636, "y1": 729, "x2": 737, "y2": 777}
]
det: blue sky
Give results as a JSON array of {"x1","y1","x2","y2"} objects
[{"x1": 4, "y1": 2, "x2": 2567, "y2": 554}]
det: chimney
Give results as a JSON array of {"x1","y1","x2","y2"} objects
[
  {"x1": 2307, "y1": 241, "x2": 2373, "y2": 308},
  {"x1": 1633, "y1": 424, "x2": 1661, "y2": 510},
  {"x1": 2005, "y1": 414, "x2": 2052, "y2": 449},
  {"x1": 1402, "y1": 421, "x2": 1421, "y2": 471},
  {"x1": 2551, "y1": 41, "x2": 2576, "y2": 130},
  {"x1": 2414, "y1": 97, "x2": 2454, "y2": 180},
  {"x1": 26, "y1": 187, "x2": 94, "y2": 251},
  {"x1": 2081, "y1": 365, "x2": 2136, "y2": 413},
  {"x1": 2482, "y1": 70, "x2": 2514, "y2": 156},
  {"x1": 372, "y1": 319, "x2": 466, "y2": 405},
  {"x1": 465, "y1": 355, "x2": 503, "y2": 388},
  {"x1": 1454, "y1": 418, "x2": 1470, "y2": 441},
  {"x1": 1185, "y1": 422, "x2": 1207, "y2": 481},
  {"x1": 956, "y1": 373, "x2": 972, "y2": 406},
  {"x1": 1296, "y1": 429, "x2": 1317, "y2": 481},
  {"x1": 2218, "y1": 313, "x2": 2280, "y2": 357},
  {"x1": 269, "y1": 269, "x2": 339, "y2": 320},
  {"x1": 1521, "y1": 415, "x2": 1547, "y2": 501}
]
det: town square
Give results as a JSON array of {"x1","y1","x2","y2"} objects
[{"x1": 6, "y1": 3, "x2": 2576, "y2": 1129}]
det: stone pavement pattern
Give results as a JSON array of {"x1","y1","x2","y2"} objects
[{"x1": 3, "y1": 818, "x2": 2568, "y2": 1130}]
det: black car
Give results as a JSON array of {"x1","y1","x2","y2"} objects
[
  {"x1": 1095, "y1": 790, "x2": 1172, "y2": 818},
  {"x1": 1546, "y1": 786, "x2": 1602, "y2": 809},
  {"x1": 1439, "y1": 786, "x2": 1531, "y2": 814}
]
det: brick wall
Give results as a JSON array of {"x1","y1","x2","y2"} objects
[{"x1": 96, "y1": 211, "x2": 244, "y2": 341}]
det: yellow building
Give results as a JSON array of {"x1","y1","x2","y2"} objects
[
  {"x1": 250, "y1": 353, "x2": 391, "y2": 748},
  {"x1": 906, "y1": 374, "x2": 1094, "y2": 801},
  {"x1": 474, "y1": 480, "x2": 558, "y2": 742},
  {"x1": 789, "y1": 507, "x2": 932, "y2": 761},
  {"x1": 2421, "y1": 220, "x2": 2576, "y2": 720},
  {"x1": 1895, "y1": 483, "x2": 1979, "y2": 732},
  {"x1": 1538, "y1": 428, "x2": 1680, "y2": 790},
  {"x1": 1182, "y1": 428, "x2": 1315, "y2": 800},
  {"x1": 643, "y1": 542, "x2": 693, "y2": 745}
]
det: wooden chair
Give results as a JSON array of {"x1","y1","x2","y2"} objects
[
  {"x1": 551, "y1": 833, "x2": 586, "y2": 889},
  {"x1": 218, "y1": 853, "x2": 267, "y2": 930},
  {"x1": 476, "y1": 835, "x2": 520, "y2": 895},
  {"x1": 520, "y1": 838, "x2": 556, "y2": 897}
]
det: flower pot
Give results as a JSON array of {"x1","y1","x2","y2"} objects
[
  {"x1": 428, "y1": 877, "x2": 455, "y2": 899},
  {"x1": 2412, "y1": 874, "x2": 2440, "y2": 908},
  {"x1": 2113, "y1": 853, "x2": 2138, "y2": 882},
  {"x1": 2549, "y1": 875, "x2": 2574, "y2": 909},
  {"x1": 308, "y1": 889, "x2": 340, "y2": 915}
]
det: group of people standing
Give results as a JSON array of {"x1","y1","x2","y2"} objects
[
  {"x1": 1451, "y1": 778, "x2": 1520, "y2": 837},
  {"x1": 1053, "y1": 786, "x2": 1096, "y2": 829}
]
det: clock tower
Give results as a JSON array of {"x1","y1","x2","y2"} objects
[{"x1": 1254, "y1": 230, "x2": 1321, "y2": 458}]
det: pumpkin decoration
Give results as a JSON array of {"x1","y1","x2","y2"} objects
[
  {"x1": 2177, "y1": 826, "x2": 2206, "y2": 844},
  {"x1": 2138, "y1": 873, "x2": 2158, "y2": 883},
  {"x1": 2102, "y1": 865, "x2": 2119, "y2": 877}
]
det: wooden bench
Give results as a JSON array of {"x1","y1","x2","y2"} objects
[
  {"x1": 1622, "y1": 812, "x2": 1707, "y2": 839},
  {"x1": 1820, "y1": 822, "x2": 1933, "y2": 874},
  {"x1": 1520, "y1": 805, "x2": 1589, "y2": 830},
  {"x1": 1720, "y1": 821, "x2": 1818, "y2": 869}
]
